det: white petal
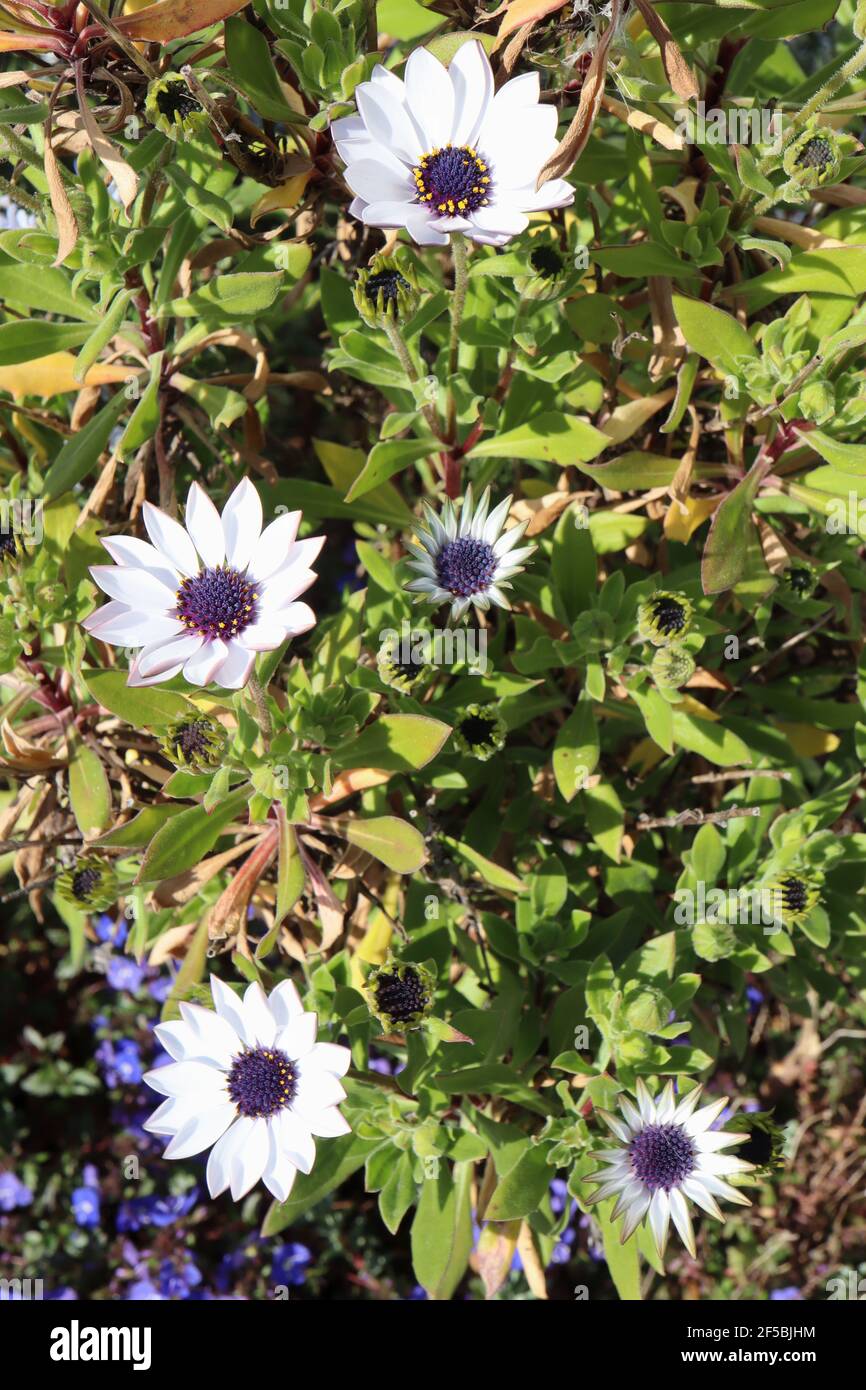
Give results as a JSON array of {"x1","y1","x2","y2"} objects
[
  {"x1": 247, "y1": 511, "x2": 302, "y2": 583},
  {"x1": 89, "y1": 564, "x2": 175, "y2": 612},
  {"x1": 211, "y1": 639, "x2": 256, "y2": 690},
  {"x1": 82, "y1": 599, "x2": 131, "y2": 634},
  {"x1": 648, "y1": 1188, "x2": 671, "y2": 1258},
  {"x1": 469, "y1": 206, "x2": 529, "y2": 239},
  {"x1": 236, "y1": 622, "x2": 285, "y2": 652},
  {"x1": 230, "y1": 1116, "x2": 269, "y2": 1199},
  {"x1": 489, "y1": 71, "x2": 540, "y2": 119},
  {"x1": 681, "y1": 1176, "x2": 723, "y2": 1220},
  {"x1": 449, "y1": 40, "x2": 494, "y2": 146},
  {"x1": 153, "y1": 1020, "x2": 199, "y2": 1062},
  {"x1": 277, "y1": 1011, "x2": 317, "y2": 1060},
  {"x1": 304, "y1": 1106, "x2": 352, "y2": 1138},
  {"x1": 101, "y1": 535, "x2": 180, "y2": 591},
  {"x1": 355, "y1": 81, "x2": 422, "y2": 165},
  {"x1": 273, "y1": 1108, "x2": 316, "y2": 1175},
  {"x1": 597, "y1": 1109, "x2": 632, "y2": 1143},
  {"x1": 668, "y1": 1186, "x2": 696, "y2": 1257},
  {"x1": 655, "y1": 1081, "x2": 677, "y2": 1123},
  {"x1": 128, "y1": 657, "x2": 184, "y2": 687},
  {"x1": 221, "y1": 478, "x2": 262, "y2": 571},
  {"x1": 304, "y1": 1042, "x2": 351, "y2": 1078},
  {"x1": 183, "y1": 638, "x2": 228, "y2": 686},
  {"x1": 143, "y1": 1094, "x2": 203, "y2": 1136},
  {"x1": 344, "y1": 156, "x2": 414, "y2": 205},
  {"x1": 211, "y1": 975, "x2": 254, "y2": 1046},
  {"x1": 512, "y1": 177, "x2": 574, "y2": 212},
  {"x1": 268, "y1": 979, "x2": 304, "y2": 1028},
  {"x1": 206, "y1": 1119, "x2": 244, "y2": 1198},
  {"x1": 698, "y1": 1153, "x2": 753, "y2": 1176},
  {"x1": 178, "y1": 1001, "x2": 242, "y2": 1068},
  {"x1": 143, "y1": 501, "x2": 200, "y2": 577},
  {"x1": 163, "y1": 1103, "x2": 236, "y2": 1160},
  {"x1": 293, "y1": 1069, "x2": 346, "y2": 1114},
  {"x1": 404, "y1": 47, "x2": 454, "y2": 149},
  {"x1": 262, "y1": 1128, "x2": 298, "y2": 1204},
  {"x1": 685, "y1": 1097, "x2": 729, "y2": 1135},
  {"x1": 242, "y1": 982, "x2": 278, "y2": 1047},
  {"x1": 273, "y1": 601, "x2": 317, "y2": 638},
  {"x1": 185, "y1": 482, "x2": 225, "y2": 568},
  {"x1": 143, "y1": 1060, "x2": 227, "y2": 1100},
  {"x1": 136, "y1": 632, "x2": 203, "y2": 679},
  {"x1": 87, "y1": 612, "x2": 185, "y2": 647},
  {"x1": 695, "y1": 1129, "x2": 750, "y2": 1152},
  {"x1": 619, "y1": 1189, "x2": 652, "y2": 1242},
  {"x1": 634, "y1": 1078, "x2": 657, "y2": 1125}
]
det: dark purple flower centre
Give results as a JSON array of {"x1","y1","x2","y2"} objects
[
  {"x1": 72, "y1": 865, "x2": 101, "y2": 901},
  {"x1": 629, "y1": 1123, "x2": 696, "y2": 1192},
  {"x1": 413, "y1": 144, "x2": 492, "y2": 218},
  {"x1": 435, "y1": 537, "x2": 497, "y2": 597},
  {"x1": 796, "y1": 137, "x2": 833, "y2": 171},
  {"x1": 459, "y1": 713, "x2": 498, "y2": 747},
  {"x1": 175, "y1": 566, "x2": 259, "y2": 641},
  {"x1": 227, "y1": 1047, "x2": 297, "y2": 1118},
  {"x1": 778, "y1": 876, "x2": 808, "y2": 913},
  {"x1": 651, "y1": 595, "x2": 687, "y2": 636},
  {"x1": 375, "y1": 968, "x2": 430, "y2": 1024}
]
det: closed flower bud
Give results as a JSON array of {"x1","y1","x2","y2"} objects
[
  {"x1": 0, "y1": 526, "x2": 28, "y2": 573},
  {"x1": 764, "y1": 871, "x2": 822, "y2": 926},
  {"x1": 57, "y1": 856, "x2": 119, "y2": 912},
  {"x1": 638, "y1": 591, "x2": 694, "y2": 646},
  {"x1": 651, "y1": 644, "x2": 696, "y2": 689},
  {"x1": 364, "y1": 958, "x2": 435, "y2": 1032},
  {"x1": 159, "y1": 714, "x2": 227, "y2": 772},
  {"x1": 515, "y1": 241, "x2": 567, "y2": 301},
  {"x1": 353, "y1": 253, "x2": 419, "y2": 327},
  {"x1": 376, "y1": 646, "x2": 430, "y2": 694},
  {"x1": 781, "y1": 564, "x2": 817, "y2": 599}
]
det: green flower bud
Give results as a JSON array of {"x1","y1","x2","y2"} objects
[
  {"x1": 798, "y1": 378, "x2": 835, "y2": 424},
  {"x1": 763, "y1": 872, "x2": 822, "y2": 926},
  {"x1": 353, "y1": 252, "x2": 419, "y2": 327},
  {"x1": 56, "y1": 856, "x2": 119, "y2": 912},
  {"x1": 145, "y1": 74, "x2": 209, "y2": 141},
  {"x1": 159, "y1": 714, "x2": 227, "y2": 772},
  {"x1": 637, "y1": 591, "x2": 694, "y2": 646},
  {"x1": 782, "y1": 127, "x2": 843, "y2": 187},
  {"x1": 0, "y1": 526, "x2": 29, "y2": 574},
  {"x1": 515, "y1": 240, "x2": 567, "y2": 301},
  {"x1": 452, "y1": 703, "x2": 507, "y2": 761},
  {"x1": 364, "y1": 957, "x2": 435, "y2": 1032},
  {"x1": 651, "y1": 644, "x2": 696, "y2": 689},
  {"x1": 781, "y1": 564, "x2": 817, "y2": 599},
  {"x1": 376, "y1": 646, "x2": 430, "y2": 694}
]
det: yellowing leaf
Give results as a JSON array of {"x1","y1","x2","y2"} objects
[
  {"x1": 774, "y1": 723, "x2": 840, "y2": 757},
  {"x1": 250, "y1": 172, "x2": 311, "y2": 227},
  {"x1": 0, "y1": 353, "x2": 130, "y2": 400},
  {"x1": 674, "y1": 694, "x2": 721, "y2": 723},
  {"x1": 496, "y1": 0, "x2": 568, "y2": 40},
  {"x1": 664, "y1": 494, "x2": 719, "y2": 542}
]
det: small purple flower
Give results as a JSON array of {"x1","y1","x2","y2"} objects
[
  {"x1": 116, "y1": 1188, "x2": 198, "y2": 1232},
  {"x1": 0, "y1": 1172, "x2": 33, "y2": 1211},
  {"x1": 95, "y1": 914, "x2": 128, "y2": 948},
  {"x1": 770, "y1": 1286, "x2": 803, "y2": 1300},
  {"x1": 272, "y1": 1242, "x2": 312, "y2": 1288},
  {"x1": 158, "y1": 1256, "x2": 202, "y2": 1299},
  {"x1": 106, "y1": 956, "x2": 146, "y2": 993},
  {"x1": 71, "y1": 1185, "x2": 101, "y2": 1228},
  {"x1": 96, "y1": 1038, "x2": 143, "y2": 1088},
  {"x1": 127, "y1": 1279, "x2": 162, "y2": 1300},
  {"x1": 46, "y1": 1287, "x2": 78, "y2": 1300}
]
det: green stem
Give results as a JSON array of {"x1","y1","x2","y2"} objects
[
  {"x1": 0, "y1": 176, "x2": 40, "y2": 215},
  {"x1": 246, "y1": 673, "x2": 273, "y2": 742},
  {"x1": 383, "y1": 318, "x2": 441, "y2": 438},
  {"x1": 445, "y1": 232, "x2": 470, "y2": 444}
]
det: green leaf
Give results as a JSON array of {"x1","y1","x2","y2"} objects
[
  {"x1": 0, "y1": 266, "x2": 98, "y2": 321},
  {"x1": 225, "y1": 15, "x2": 302, "y2": 121},
  {"x1": 701, "y1": 457, "x2": 765, "y2": 594},
  {"x1": 466, "y1": 412, "x2": 609, "y2": 465},
  {"x1": 73, "y1": 288, "x2": 136, "y2": 383},
  {"x1": 484, "y1": 1142, "x2": 552, "y2": 1221},
  {"x1": 68, "y1": 735, "x2": 112, "y2": 837},
  {"x1": 136, "y1": 788, "x2": 250, "y2": 884},
  {"x1": 802, "y1": 427, "x2": 866, "y2": 474},
  {"x1": 43, "y1": 389, "x2": 131, "y2": 502},
  {"x1": 553, "y1": 696, "x2": 600, "y2": 803},
  {"x1": 0, "y1": 319, "x2": 91, "y2": 367},
  {"x1": 673, "y1": 295, "x2": 756, "y2": 373},
  {"x1": 552, "y1": 511, "x2": 596, "y2": 621},
  {"x1": 671, "y1": 712, "x2": 753, "y2": 767},
  {"x1": 410, "y1": 1160, "x2": 474, "y2": 1300},
  {"x1": 93, "y1": 803, "x2": 188, "y2": 848},
  {"x1": 81, "y1": 669, "x2": 191, "y2": 726},
  {"x1": 345, "y1": 438, "x2": 436, "y2": 501},
  {"x1": 332, "y1": 714, "x2": 451, "y2": 772},
  {"x1": 169, "y1": 272, "x2": 283, "y2": 321},
  {"x1": 379, "y1": 1150, "x2": 417, "y2": 1234},
  {"x1": 596, "y1": 1198, "x2": 642, "y2": 1300},
  {"x1": 345, "y1": 816, "x2": 428, "y2": 872},
  {"x1": 274, "y1": 812, "x2": 305, "y2": 928}
]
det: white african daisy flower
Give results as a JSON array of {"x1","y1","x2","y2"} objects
[
  {"x1": 405, "y1": 485, "x2": 535, "y2": 621},
  {"x1": 83, "y1": 479, "x2": 323, "y2": 690},
  {"x1": 331, "y1": 39, "x2": 574, "y2": 248},
  {"x1": 143, "y1": 976, "x2": 352, "y2": 1203},
  {"x1": 588, "y1": 1079, "x2": 755, "y2": 1258}
]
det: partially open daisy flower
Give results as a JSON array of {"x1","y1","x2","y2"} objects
[
  {"x1": 56, "y1": 855, "x2": 119, "y2": 912},
  {"x1": 144, "y1": 976, "x2": 351, "y2": 1203},
  {"x1": 453, "y1": 703, "x2": 507, "y2": 760},
  {"x1": 364, "y1": 958, "x2": 435, "y2": 1033},
  {"x1": 331, "y1": 39, "x2": 573, "y2": 248},
  {"x1": 637, "y1": 590, "x2": 694, "y2": 646},
  {"x1": 588, "y1": 1079, "x2": 754, "y2": 1258},
  {"x1": 763, "y1": 871, "x2": 822, "y2": 926},
  {"x1": 406, "y1": 486, "x2": 535, "y2": 622},
  {"x1": 84, "y1": 480, "x2": 323, "y2": 690}
]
